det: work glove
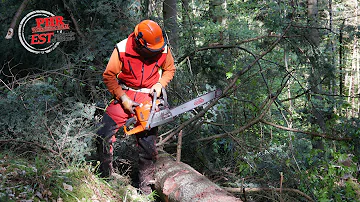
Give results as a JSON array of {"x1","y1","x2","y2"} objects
[
  {"x1": 150, "y1": 82, "x2": 162, "y2": 97},
  {"x1": 120, "y1": 94, "x2": 139, "y2": 114}
]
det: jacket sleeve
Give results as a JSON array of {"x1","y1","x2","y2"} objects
[
  {"x1": 158, "y1": 47, "x2": 176, "y2": 87},
  {"x1": 103, "y1": 48, "x2": 125, "y2": 100}
]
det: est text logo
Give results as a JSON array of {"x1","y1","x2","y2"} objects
[{"x1": 18, "y1": 10, "x2": 75, "y2": 54}]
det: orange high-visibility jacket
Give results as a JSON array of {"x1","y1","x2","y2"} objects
[{"x1": 103, "y1": 33, "x2": 176, "y2": 100}]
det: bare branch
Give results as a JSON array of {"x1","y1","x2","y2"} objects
[
  {"x1": 260, "y1": 119, "x2": 352, "y2": 141},
  {"x1": 0, "y1": 138, "x2": 68, "y2": 165},
  {"x1": 177, "y1": 34, "x2": 301, "y2": 63},
  {"x1": 157, "y1": 23, "x2": 292, "y2": 147},
  {"x1": 62, "y1": 0, "x2": 85, "y2": 39},
  {"x1": 196, "y1": 70, "x2": 291, "y2": 143},
  {"x1": 5, "y1": 0, "x2": 30, "y2": 39},
  {"x1": 223, "y1": 187, "x2": 314, "y2": 202},
  {"x1": 176, "y1": 130, "x2": 183, "y2": 163}
]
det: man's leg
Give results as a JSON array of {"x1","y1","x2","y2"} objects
[
  {"x1": 137, "y1": 127, "x2": 158, "y2": 194},
  {"x1": 96, "y1": 113, "x2": 118, "y2": 178},
  {"x1": 96, "y1": 97, "x2": 131, "y2": 178}
]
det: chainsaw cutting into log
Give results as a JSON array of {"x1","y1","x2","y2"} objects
[{"x1": 124, "y1": 89, "x2": 222, "y2": 135}]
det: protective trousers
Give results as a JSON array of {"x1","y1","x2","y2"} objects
[{"x1": 96, "y1": 91, "x2": 158, "y2": 194}]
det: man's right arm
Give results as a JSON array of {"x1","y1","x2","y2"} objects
[{"x1": 103, "y1": 48, "x2": 125, "y2": 100}]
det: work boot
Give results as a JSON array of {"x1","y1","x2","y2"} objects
[
  {"x1": 138, "y1": 157, "x2": 155, "y2": 194},
  {"x1": 97, "y1": 135, "x2": 116, "y2": 178},
  {"x1": 98, "y1": 152, "x2": 114, "y2": 178},
  {"x1": 96, "y1": 113, "x2": 119, "y2": 178}
]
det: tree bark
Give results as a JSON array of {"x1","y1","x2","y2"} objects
[
  {"x1": 62, "y1": 0, "x2": 85, "y2": 39},
  {"x1": 163, "y1": 0, "x2": 178, "y2": 54},
  {"x1": 5, "y1": 0, "x2": 30, "y2": 39},
  {"x1": 339, "y1": 21, "x2": 344, "y2": 96},
  {"x1": 142, "y1": 0, "x2": 150, "y2": 18},
  {"x1": 141, "y1": 0, "x2": 156, "y2": 18},
  {"x1": 155, "y1": 152, "x2": 242, "y2": 202},
  {"x1": 307, "y1": 0, "x2": 320, "y2": 46},
  {"x1": 209, "y1": 0, "x2": 228, "y2": 45}
]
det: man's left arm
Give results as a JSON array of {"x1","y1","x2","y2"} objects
[
  {"x1": 158, "y1": 48, "x2": 176, "y2": 87},
  {"x1": 150, "y1": 48, "x2": 176, "y2": 97}
]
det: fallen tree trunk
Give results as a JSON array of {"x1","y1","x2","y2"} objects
[{"x1": 154, "y1": 152, "x2": 242, "y2": 202}]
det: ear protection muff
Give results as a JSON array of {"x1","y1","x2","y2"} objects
[
  {"x1": 135, "y1": 31, "x2": 167, "y2": 52},
  {"x1": 135, "y1": 31, "x2": 146, "y2": 47}
]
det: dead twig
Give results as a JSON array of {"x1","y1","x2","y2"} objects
[
  {"x1": 0, "y1": 138, "x2": 68, "y2": 165},
  {"x1": 176, "y1": 130, "x2": 183, "y2": 163},
  {"x1": 260, "y1": 119, "x2": 352, "y2": 141},
  {"x1": 195, "y1": 73, "x2": 291, "y2": 143},
  {"x1": 62, "y1": 0, "x2": 85, "y2": 39},
  {"x1": 223, "y1": 187, "x2": 314, "y2": 202}
]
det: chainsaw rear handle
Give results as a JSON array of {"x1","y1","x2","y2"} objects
[
  {"x1": 124, "y1": 123, "x2": 145, "y2": 135},
  {"x1": 124, "y1": 117, "x2": 136, "y2": 130}
]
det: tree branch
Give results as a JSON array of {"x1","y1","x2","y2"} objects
[
  {"x1": 176, "y1": 130, "x2": 183, "y2": 163},
  {"x1": 62, "y1": 0, "x2": 85, "y2": 39},
  {"x1": 177, "y1": 34, "x2": 301, "y2": 63},
  {"x1": 5, "y1": 0, "x2": 30, "y2": 39},
  {"x1": 260, "y1": 119, "x2": 352, "y2": 141},
  {"x1": 0, "y1": 139, "x2": 69, "y2": 165},
  {"x1": 157, "y1": 23, "x2": 292, "y2": 147},
  {"x1": 196, "y1": 74, "x2": 290, "y2": 143},
  {"x1": 223, "y1": 187, "x2": 314, "y2": 202}
]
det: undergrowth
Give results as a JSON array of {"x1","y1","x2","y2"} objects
[
  {"x1": 0, "y1": 152, "x2": 157, "y2": 202},
  {"x1": 0, "y1": 80, "x2": 157, "y2": 202}
]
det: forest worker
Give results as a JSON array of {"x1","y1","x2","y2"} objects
[{"x1": 96, "y1": 19, "x2": 176, "y2": 194}]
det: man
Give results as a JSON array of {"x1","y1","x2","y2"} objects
[{"x1": 96, "y1": 19, "x2": 176, "y2": 194}]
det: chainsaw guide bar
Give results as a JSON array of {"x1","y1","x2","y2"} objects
[{"x1": 124, "y1": 89, "x2": 222, "y2": 135}]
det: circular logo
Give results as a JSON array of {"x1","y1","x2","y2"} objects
[{"x1": 18, "y1": 10, "x2": 73, "y2": 54}]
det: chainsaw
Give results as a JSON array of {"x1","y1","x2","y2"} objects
[{"x1": 124, "y1": 88, "x2": 222, "y2": 135}]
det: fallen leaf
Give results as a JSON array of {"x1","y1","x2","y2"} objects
[
  {"x1": 0, "y1": 167, "x2": 6, "y2": 173},
  {"x1": 63, "y1": 183, "x2": 73, "y2": 192},
  {"x1": 35, "y1": 191, "x2": 43, "y2": 199}
]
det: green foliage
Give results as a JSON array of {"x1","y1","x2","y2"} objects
[
  {"x1": 0, "y1": 81, "x2": 98, "y2": 163},
  {"x1": 300, "y1": 143, "x2": 360, "y2": 201},
  {"x1": 0, "y1": 82, "x2": 59, "y2": 138},
  {"x1": 0, "y1": 152, "x2": 130, "y2": 201}
]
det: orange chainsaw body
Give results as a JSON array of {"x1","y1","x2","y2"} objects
[{"x1": 124, "y1": 100, "x2": 161, "y2": 135}]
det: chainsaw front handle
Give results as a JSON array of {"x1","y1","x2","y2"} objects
[{"x1": 145, "y1": 91, "x2": 158, "y2": 130}]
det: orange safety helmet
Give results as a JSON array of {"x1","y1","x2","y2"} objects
[{"x1": 134, "y1": 20, "x2": 167, "y2": 52}]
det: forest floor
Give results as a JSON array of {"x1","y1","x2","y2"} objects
[{"x1": 0, "y1": 152, "x2": 156, "y2": 202}]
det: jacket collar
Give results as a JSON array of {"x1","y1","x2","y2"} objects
[{"x1": 125, "y1": 33, "x2": 141, "y2": 57}]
